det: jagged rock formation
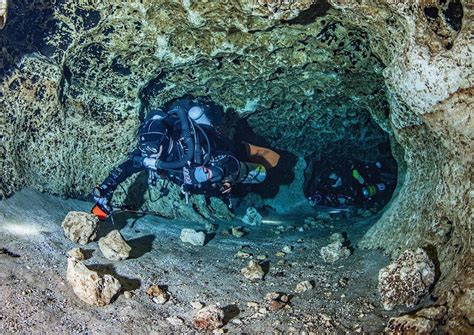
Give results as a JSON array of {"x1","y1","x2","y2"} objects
[
  {"x1": 66, "y1": 258, "x2": 121, "y2": 307},
  {"x1": 62, "y1": 211, "x2": 98, "y2": 245},
  {"x1": 0, "y1": 0, "x2": 472, "y2": 331}
]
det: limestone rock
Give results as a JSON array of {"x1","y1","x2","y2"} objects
[
  {"x1": 62, "y1": 211, "x2": 98, "y2": 245},
  {"x1": 67, "y1": 247, "x2": 85, "y2": 261},
  {"x1": 320, "y1": 241, "x2": 351, "y2": 263},
  {"x1": 282, "y1": 245, "x2": 293, "y2": 254},
  {"x1": 378, "y1": 248, "x2": 435, "y2": 310},
  {"x1": 235, "y1": 250, "x2": 252, "y2": 259},
  {"x1": 329, "y1": 232, "x2": 345, "y2": 243},
  {"x1": 265, "y1": 292, "x2": 290, "y2": 311},
  {"x1": 231, "y1": 226, "x2": 245, "y2": 238},
  {"x1": 386, "y1": 306, "x2": 447, "y2": 334},
  {"x1": 192, "y1": 305, "x2": 225, "y2": 331},
  {"x1": 295, "y1": 280, "x2": 313, "y2": 294},
  {"x1": 98, "y1": 230, "x2": 131, "y2": 261},
  {"x1": 241, "y1": 207, "x2": 262, "y2": 226},
  {"x1": 241, "y1": 260, "x2": 265, "y2": 281},
  {"x1": 180, "y1": 228, "x2": 206, "y2": 246},
  {"x1": 147, "y1": 284, "x2": 169, "y2": 304},
  {"x1": 66, "y1": 258, "x2": 121, "y2": 307}
]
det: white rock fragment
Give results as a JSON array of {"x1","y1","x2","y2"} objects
[
  {"x1": 241, "y1": 207, "x2": 262, "y2": 226},
  {"x1": 147, "y1": 284, "x2": 169, "y2": 304},
  {"x1": 378, "y1": 248, "x2": 435, "y2": 310},
  {"x1": 98, "y1": 230, "x2": 131, "y2": 261},
  {"x1": 295, "y1": 280, "x2": 313, "y2": 293},
  {"x1": 66, "y1": 258, "x2": 121, "y2": 307},
  {"x1": 282, "y1": 245, "x2": 293, "y2": 254},
  {"x1": 191, "y1": 301, "x2": 205, "y2": 309},
  {"x1": 62, "y1": 211, "x2": 98, "y2": 245},
  {"x1": 192, "y1": 305, "x2": 225, "y2": 330},
  {"x1": 241, "y1": 260, "x2": 265, "y2": 281},
  {"x1": 320, "y1": 240, "x2": 351, "y2": 263},
  {"x1": 180, "y1": 228, "x2": 206, "y2": 246},
  {"x1": 67, "y1": 247, "x2": 85, "y2": 260},
  {"x1": 329, "y1": 232, "x2": 345, "y2": 243},
  {"x1": 231, "y1": 226, "x2": 245, "y2": 238},
  {"x1": 167, "y1": 316, "x2": 184, "y2": 326}
]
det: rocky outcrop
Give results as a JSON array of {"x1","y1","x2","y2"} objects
[
  {"x1": 62, "y1": 212, "x2": 98, "y2": 245},
  {"x1": 180, "y1": 228, "x2": 206, "y2": 246},
  {"x1": 98, "y1": 230, "x2": 131, "y2": 261},
  {"x1": 378, "y1": 248, "x2": 435, "y2": 311},
  {"x1": 192, "y1": 305, "x2": 225, "y2": 331},
  {"x1": 66, "y1": 258, "x2": 121, "y2": 307}
]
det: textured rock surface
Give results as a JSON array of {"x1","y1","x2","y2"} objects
[
  {"x1": 66, "y1": 258, "x2": 121, "y2": 307},
  {"x1": 241, "y1": 207, "x2": 263, "y2": 226},
  {"x1": 67, "y1": 247, "x2": 85, "y2": 261},
  {"x1": 386, "y1": 306, "x2": 447, "y2": 334},
  {"x1": 378, "y1": 248, "x2": 435, "y2": 311},
  {"x1": 295, "y1": 280, "x2": 314, "y2": 293},
  {"x1": 98, "y1": 230, "x2": 131, "y2": 261},
  {"x1": 146, "y1": 284, "x2": 169, "y2": 305},
  {"x1": 192, "y1": 305, "x2": 225, "y2": 331},
  {"x1": 241, "y1": 260, "x2": 265, "y2": 281},
  {"x1": 0, "y1": 0, "x2": 472, "y2": 331},
  {"x1": 320, "y1": 240, "x2": 351, "y2": 263},
  {"x1": 62, "y1": 211, "x2": 98, "y2": 245},
  {"x1": 180, "y1": 228, "x2": 206, "y2": 246}
]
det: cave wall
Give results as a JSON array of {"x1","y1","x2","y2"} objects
[
  {"x1": 0, "y1": 0, "x2": 472, "y2": 330},
  {"x1": 327, "y1": 0, "x2": 472, "y2": 330}
]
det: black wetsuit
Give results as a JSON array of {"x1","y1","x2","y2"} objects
[{"x1": 100, "y1": 110, "x2": 246, "y2": 198}]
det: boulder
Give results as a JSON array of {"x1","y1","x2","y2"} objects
[
  {"x1": 66, "y1": 258, "x2": 121, "y2": 307},
  {"x1": 62, "y1": 211, "x2": 98, "y2": 245},
  {"x1": 98, "y1": 230, "x2": 131, "y2": 261},
  {"x1": 320, "y1": 241, "x2": 351, "y2": 263},
  {"x1": 241, "y1": 207, "x2": 262, "y2": 226},
  {"x1": 192, "y1": 305, "x2": 225, "y2": 331},
  {"x1": 180, "y1": 228, "x2": 206, "y2": 246},
  {"x1": 241, "y1": 260, "x2": 265, "y2": 281},
  {"x1": 386, "y1": 306, "x2": 446, "y2": 334},
  {"x1": 378, "y1": 248, "x2": 435, "y2": 310}
]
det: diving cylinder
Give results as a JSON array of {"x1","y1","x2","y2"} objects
[
  {"x1": 188, "y1": 106, "x2": 211, "y2": 126},
  {"x1": 237, "y1": 162, "x2": 267, "y2": 184}
]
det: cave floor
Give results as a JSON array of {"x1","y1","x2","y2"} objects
[{"x1": 0, "y1": 189, "x2": 408, "y2": 334}]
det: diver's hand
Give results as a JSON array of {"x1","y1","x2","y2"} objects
[{"x1": 91, "y1": 185, "x2": 112, "y2": 220}]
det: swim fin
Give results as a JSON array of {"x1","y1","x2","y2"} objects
[{"x1": 243, "y1": 142, "x2": 280, "y2": 169}]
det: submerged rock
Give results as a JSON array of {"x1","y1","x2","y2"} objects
[
  {"x1": 67, "y1": 247, "x2": 85, "y2": 261},
  {"x1": 231, "y1": 226, "x2": 245, "y2": 238},
  {"x1": 241, "y1": 207, "x2": 262, "y2": 226},
  {"x1": 192, "y1": 305, "x2": 225, "y2": 331},
  {"x1": 386, "y1": 306, "x2": 447, "y2": 334},
  {"x1": 265, "y1": 291, "x2": 290, "y2": 311},
  {"x1": 241, "y1": 260, "x2": 265, "y2": 281},
  {"x1": 295, "y1": 280, "x2": 313, "y2": 294},
  {"x1": 180, "y1": 228, "x2": 206, "y2": 246},
  {"x1": 146, "y1": 284, "x2": 169, "y2": 304},
  {"x1": 98, "y1": 230, "x2": 131, "y2": 261},
  {"x1": 378, "y1": 248, "x2": 435, "y2": 310},
  {"x1": 66, "y1": 258, "x2": 121, "y2": 307},
  {"x1": 320, "y1": 240, "x2": 351, "y2": 263},
  {"x1": 62, "y1": 211, "x2": 98, "y2": 245}
]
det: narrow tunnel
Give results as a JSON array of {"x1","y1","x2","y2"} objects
[{"x1": 0, "y1": 0, "x2": 472, "y2": 333}]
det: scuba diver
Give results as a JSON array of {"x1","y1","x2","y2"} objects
[
  {"x1": 91, "y1": 99, "x2": 280, "y2": 220},
  {"x1": 307, "y1": 159, "x2": 396, "y2": 209}
]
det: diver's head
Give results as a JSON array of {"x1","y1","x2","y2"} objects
[{"x1": 138, "y1": 118, "x2": 170, "y2": 158}]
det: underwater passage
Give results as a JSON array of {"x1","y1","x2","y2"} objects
[{"x1": 0, "y1": 0, "x2": 472, "y2": 334}]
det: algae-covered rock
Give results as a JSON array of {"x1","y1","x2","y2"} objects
[
  {"x1": 62, "y1": 211, "x2": 99, "y2": 245},
  {"x1": 378, "y1": 248, "x2": 435, "y2": 310},
  {"x1": 192, "y1": 305, "x2": 225, "y2": 331}
]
